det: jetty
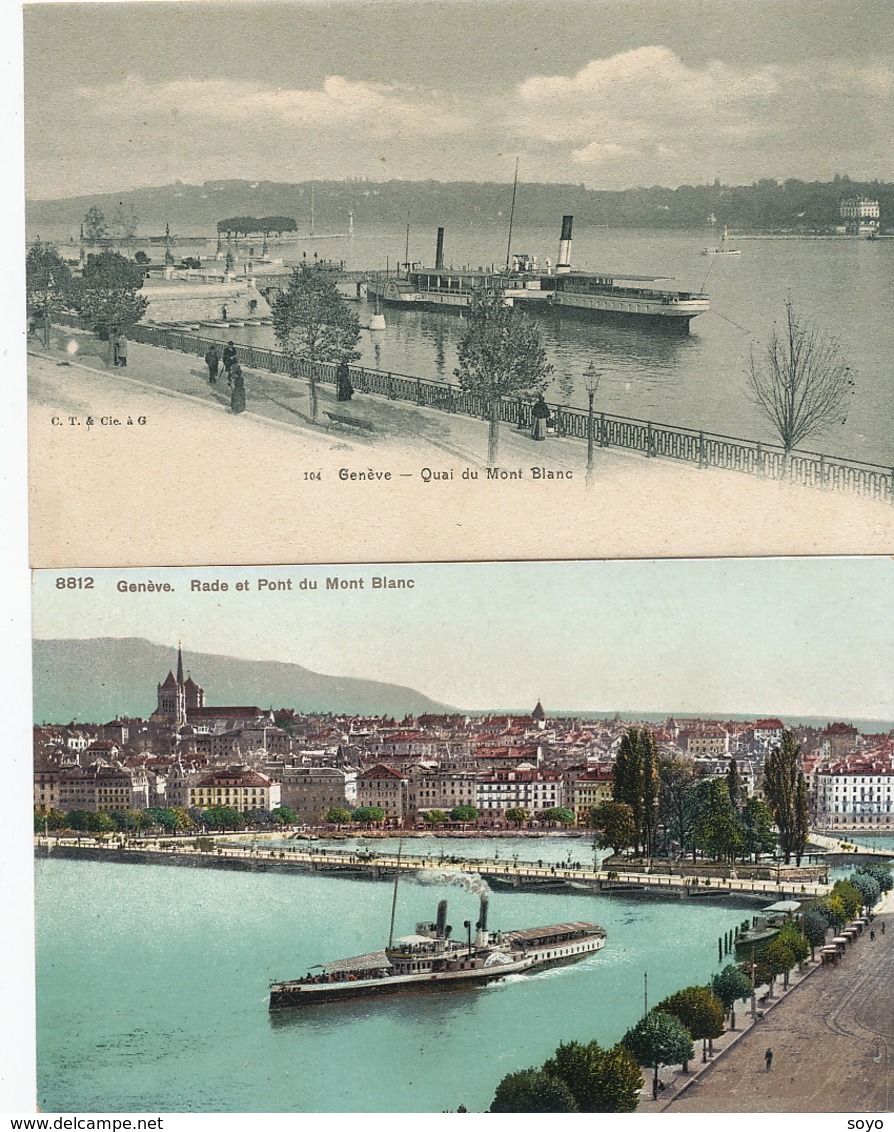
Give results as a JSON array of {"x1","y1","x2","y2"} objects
[{"x1": 35, "y1": 836, "x2": 833, "y2": 903}]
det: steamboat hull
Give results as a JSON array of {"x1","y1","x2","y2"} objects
[
  {"x1": 270, "y1": 932, "x2": 605, "y2": 1009},
  {"x1": 549, "y1": 296, "x2": 708, "y2": 333}
]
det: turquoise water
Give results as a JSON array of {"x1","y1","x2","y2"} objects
[{"x1": 36, "y1": 853, "x2": 747, "y2": 1113}]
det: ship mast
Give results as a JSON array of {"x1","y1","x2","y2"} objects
[
  {"x1": 387, "y1": 839, "x2": 403, "y2": 948},
  {"x1": 504, "y1": 158, "x2": 519, "y2": 271}
]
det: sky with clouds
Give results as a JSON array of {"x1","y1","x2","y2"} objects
[
  {"x1": 31, "y1": 558, "x2": 894, "y2": 720},
  {"x1": 23, "y1": 0, "x2": 894, "y2": 199}
]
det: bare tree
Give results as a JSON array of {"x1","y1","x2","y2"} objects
[{"x1": 747, "y1": 300, "x2": 853, "y2": 467}]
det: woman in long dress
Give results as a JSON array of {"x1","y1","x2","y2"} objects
[
  {"x1": 531, "y1": 393, "x2": 550, "y2": 440},
  {"x1": 230, "y1": 364, "x2": 246, "y2": 414}
]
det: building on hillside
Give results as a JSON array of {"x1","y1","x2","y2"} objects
[
  {"x1": 570, "y1": 767, "x2": 614, "y2": 824},
  {"x1": 815, "y1": 753, "x2": 894, "y2": 830},
  {"x1": 149, "y1": 644, "x2": 270, "y2": 735},
  {"x1": 189, "y1": 765, "x2": 280, "y2": 813},
  {"x1": 822, "y1": 722, "x2": 859, "y2": 761},
  {"x1": 35, "y1": 762, "x2": 150, "y2": 813},
  {"x1": 408, "y1": 770, "x2": 479, "y2": 818},
  {"x1": 356, "y1": 764, "x2": 410, "y2": 821},
  {"x1": 678, "y1": 726, "x2": 729, "y2": 757},
  {"x1": 475, "y1": 769, "x2": 563, "y2": 820},
  {"x1": 279, "y1": 767, "x2": 352, "y2": 823},
  {"x1": 839, "y1": 197, "x2": 880, "y2": 236}
]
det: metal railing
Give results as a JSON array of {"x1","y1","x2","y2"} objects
[{"x1": 60, "y1": 317, "x2": 894, "y2": 502}]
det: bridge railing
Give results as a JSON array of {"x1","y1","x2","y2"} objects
[{"x1": 57, "y1": 317, "x2": 894, "y2": 503}]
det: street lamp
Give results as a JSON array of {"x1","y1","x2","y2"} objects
[{"x1": 583, "y1": 363, "x2": 603, "y2": 485}]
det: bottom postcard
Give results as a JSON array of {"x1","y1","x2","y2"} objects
[{"x1": 27, "y1": 560, "x2": 894, "y2": 1116}]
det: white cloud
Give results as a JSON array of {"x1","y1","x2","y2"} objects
[
  {"x1": 511, "y1": 47, "x2": 893, "y2": 178},
  {"x1": 74, "y1": 74, "x2": 469, "y2": 139}
]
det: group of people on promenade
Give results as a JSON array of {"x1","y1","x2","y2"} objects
[
  {"x1": 204, "y1": 341, "x2": 244, "y2": 413},
  {"x1": 194, "y1": 338, "x2": 553, "y2": 434}
]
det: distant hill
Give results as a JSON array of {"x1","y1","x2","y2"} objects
[
  {"x1": 32, "y1": 637, "x2": 454, "y2": 724},
  {"x1": 25, "y1": 176, "x2": 894, "y2": 240}
]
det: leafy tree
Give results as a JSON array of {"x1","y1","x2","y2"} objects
[
  {"x1": 65, "y1": 810, "x2": 91, "y2": 830},
  {"x1": 85, "y1": 811, "x2": 115, "y2": 834},
  {"x1": 83, "y1": 206, "x2": 108, "y2": 241},
  {"x1": 450, "y1": 805, "x2": 479, "y2": 824},
  {"x1": 272, "y1": 266, "x2": 360, "y2": 422},
  {"x1": 542, "y1": 1040, "x2": 642, "y2": 1113},
  {"x1": 658, "y1": 756, "x2": 698, "y2": 856},
  {"x1": 454, "y1": 292, "x2": 555, "y2": 466},
  {"x1": 26, "y1": 240, "x2": 73, "y2": 345},
  {"x1": 505, "y1": 807, "x2": 530, "y2": 828},
  {"x1": 747, "y1": 300, "x2": 854, "y2": 465},
  {"x1": 541, "y1": 806, "x2": 575, "y2": 826},
  {"x1": 856, "y1": 863, "x2": 893, "y2": 893},
  {"x1": 657, "y1": 986, "x2": 725, "y2": 1064},
  {"x1": 726, "y1": 758, "x2": 742, "y2": 811},
  {"x1": 586, "y1": 800, "x2": 636, "y2": 856},
  {"x1": 741, "y1": 796, "x2": 777, "y2": 861},
  {"x1": 70, "y1": 250, "x2": 148, "y2": 360},
  {"x1": 847, "y1": 870, "x2": 880, "y2": 913},
  {"x1": 776, "y1": 923, "x2": 810, "y2": 967},
  {"x1": 801, "y1": 908, "x2": 829, "y2": 960},
  {"x1": 258, "y1": 216, "x2": 297, "y2": 237},
  {"x1": 691, "y1": 778, "x2": 743, "y2": 862},
  {"x1": 246, "y1": 807, "x2": 275, "y2": 826},
  {"x1": 763, "y1": 730, "x2": 802, "y2": 864},
  {"x1": 829, "y1": 878, "x2": 866, "y2": 921},
  {"x1": 423, "y1": 809, "x2": 449, "y2": 825},
  {"x1": 489, "y1": 1067, "x2": 578, "y2": 1113},
  {"x1": 793, "y1": 771, "x2": 810, "y2": 866},
  {"x1": 711, "y1": 964, "x2": 753, "y2": 1029},
  {"x1": 325, "y1": 806, "x2": 352, "y2": 826},
  {"x1": 351, "y1": 806, "x2": 385, "y2": 824},
  {"x1": 622, "y1": 1010, "x2": 694, "y2": 1100},
  {"x1": 272, "y1": 806, "x2": 297, "y2": 824},
  {"x1": 612, "y1": 727, "x2": 660, "y2": 855},
  {"x1": 762, "y1": 937, "x2": 796, "y2": 993}
]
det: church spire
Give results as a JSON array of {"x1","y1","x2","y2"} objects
[{"x1": 177, "y1": 641, "x2": 184, "y2": 685}]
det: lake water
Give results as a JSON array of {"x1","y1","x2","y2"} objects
[
  {"x1": 45, "y1": 224, "x2": 894, "y2": 466},
  {"x1": 36, "y1": 849, "x2": 749, "y2": 1113}
]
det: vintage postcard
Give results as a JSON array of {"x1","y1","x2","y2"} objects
[
  {"x1": 21, "y1": 0, "x2": 894, "y2": 567},
  {"x1": 18, "y1": 558, "x2": 894, "y2": 1117}
]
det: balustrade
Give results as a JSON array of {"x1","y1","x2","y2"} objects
[{"x1": 52, "y1": 316, "x2": 894, "y2": 504}]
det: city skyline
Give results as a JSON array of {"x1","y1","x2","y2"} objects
[
  {"x1": 31, "y1": 559, "x2": 894, "y2": 720},
  {"x1": 23, "y1": 0, "x2": 894, "y2": 199}
]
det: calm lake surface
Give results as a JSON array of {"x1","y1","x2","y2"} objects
[
  {"x1": 43, "y1": 223, "x2": 894, "y2": 465},
  {"x1": 36, "y1": 845, "x2": 749, "y2": 1114}
]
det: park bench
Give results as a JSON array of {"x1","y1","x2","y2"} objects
[{"x1": 325, "y1": 411, "x2": 374, "y2": 433}]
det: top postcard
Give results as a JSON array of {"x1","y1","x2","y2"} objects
[{"x1": 22, "y1": 0, "x2": 894, "y2": 568}]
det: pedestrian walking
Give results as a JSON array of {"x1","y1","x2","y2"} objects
[
  {"x1": 230, "y1": 364, "x2": 245, "y2": 414},
  {"x1": 222, "y1": 340, "x2": 238, "y2": 386},
  {"x1": 116, "y1": 332, "x2": 129, "y2": 367},
  {"x1": 205, "y1": 344, "x2": 220, "y2": 384},
  {"x1": 336, "y1": 360, "x2": 354, "y2": 402},
  {"x1": 531, "y1": 393, "x2": 551, "y2": 440},
  {"x1": 882, "y1": 922, "x2": 886, "y2": 935},
  {"x1": 765, "y1": 1048, "x2": 773, "y2": 1072},
  {"x1": 870, "y1": 928, "x2": 876, "y2": 941},
  {"x1": 111, "y1": 328, "x2": 120, "y2": 366}
]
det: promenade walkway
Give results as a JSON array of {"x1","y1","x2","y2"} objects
[
  {"x1": 657, "y1": 892, "x2": 894, "y2": 1112},
  {"x1": 27, "y1": 334, "x2": 894, "y2": 566}
]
